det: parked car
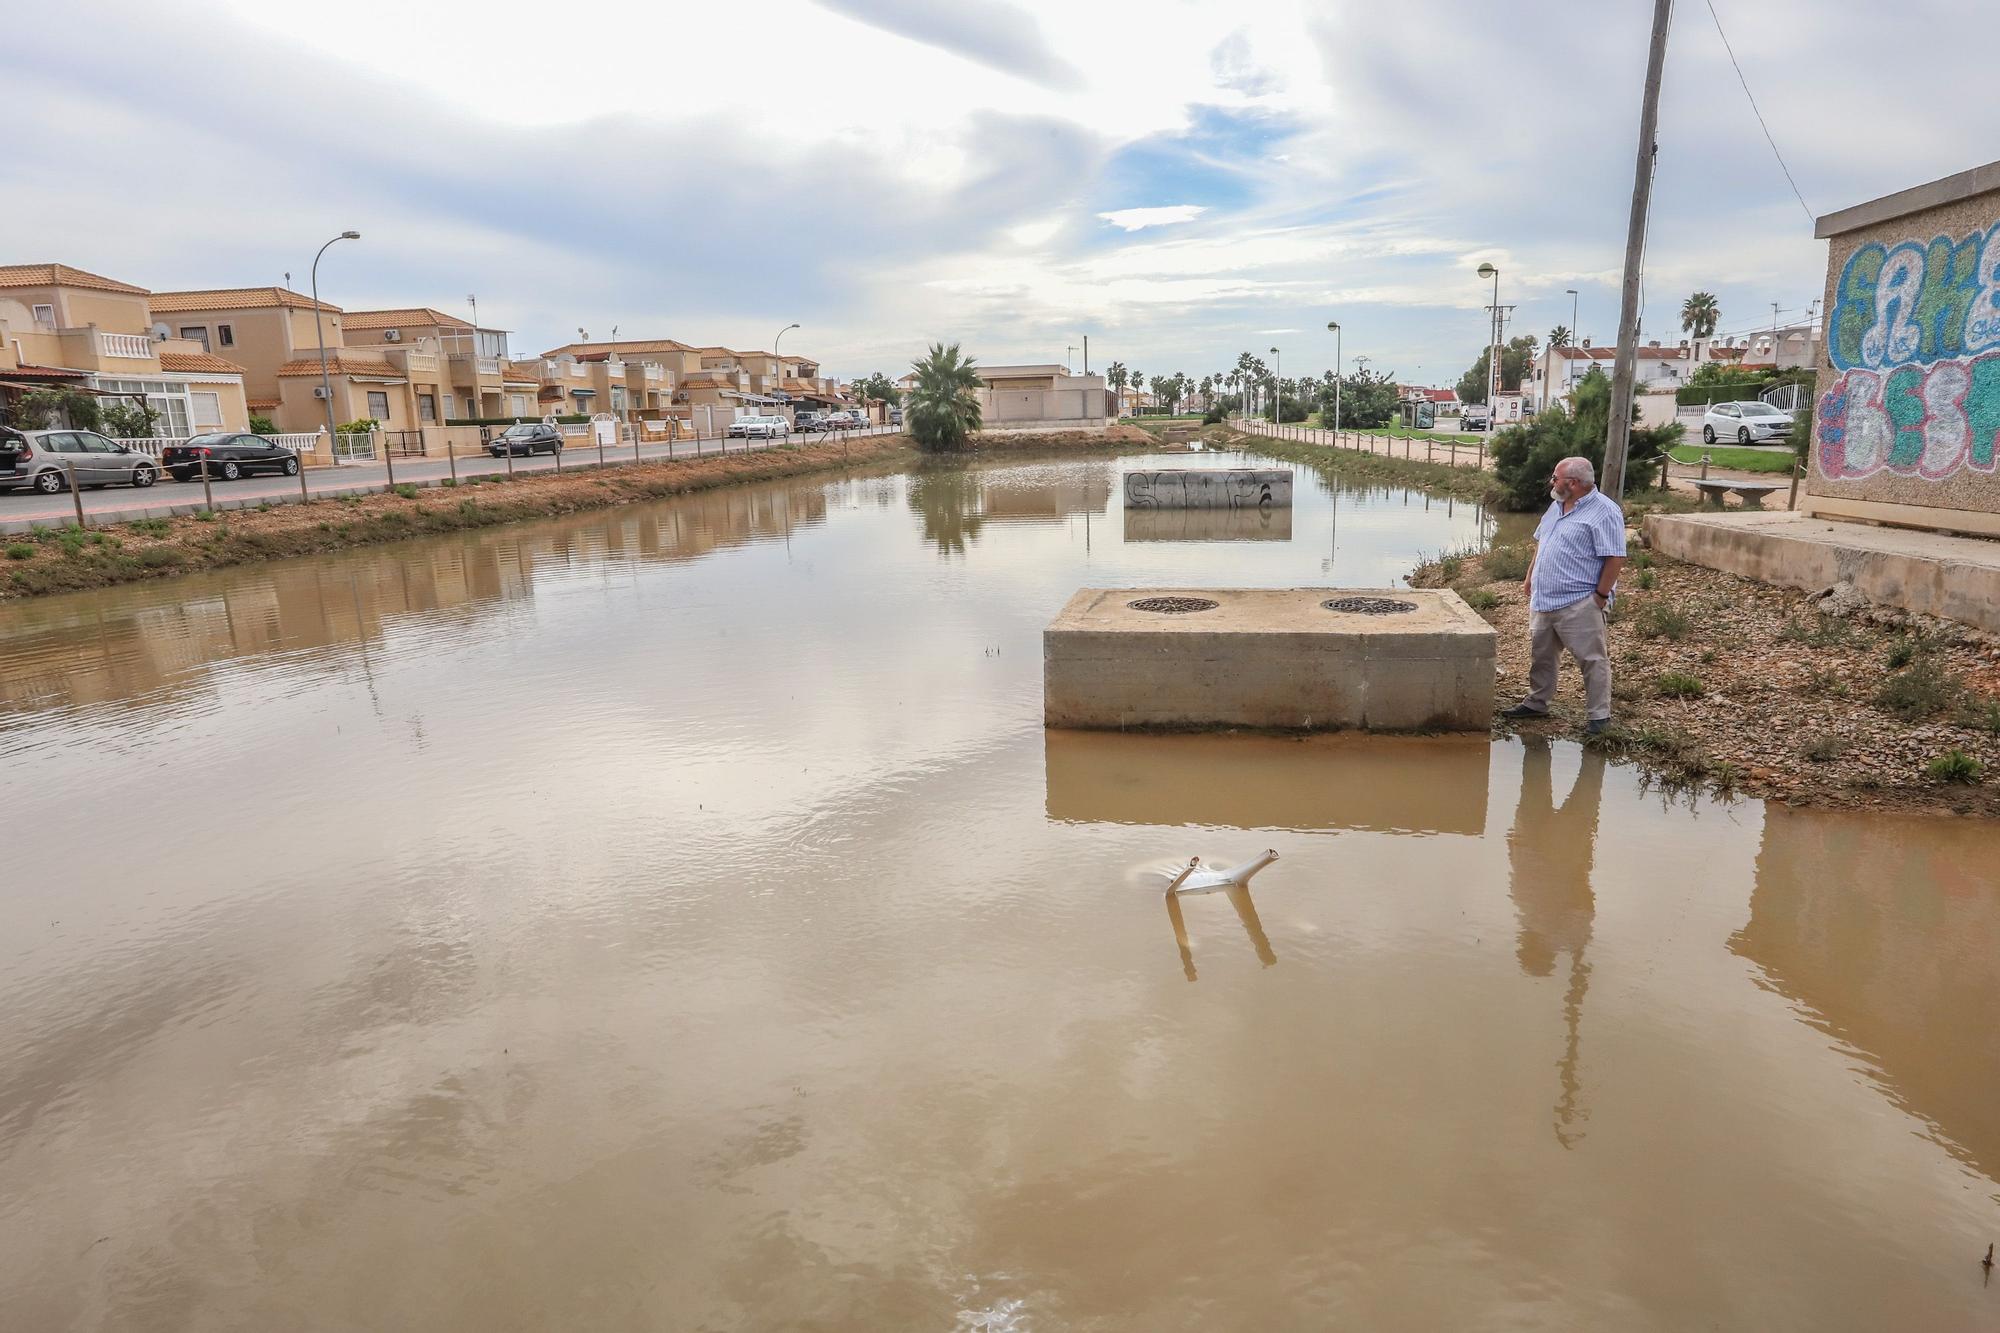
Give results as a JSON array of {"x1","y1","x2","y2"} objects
[
  {"x1": 727, "y1": 415, "x2": 791, "y2": 440},
  {"x1": 888, "y1": 407, "x2": 903, "y2": 426},
  {"x1": 792, "y1": 411, "x2": 827, "y2": 433},
  {"x1": 488, "y1": 422, "x2": 564, "y2": 457},
  {"x1": 1701, "y1": 400, "x2": 1794, "y2": 445},
  {"x1": 822, "y1": 410, "x2": 862, "y2": 430},
  {"x1": 0, "y1": 428, "x2": 161, "y2": 493},
  {"x1": 162, "y1": 432, "x2": 301, "y2": 482},
  {"x1": 1460, "y1": 405, "x2": 1492, "y2": 432}
]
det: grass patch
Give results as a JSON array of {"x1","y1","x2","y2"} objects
[
  {"x1": 1667, "y1": 445, "x2": 1797, "y2": 473},
  {"x1": 1874, "y1": 657, "x2": 1962, "y2": 720},
  {"x1": 1483, "y1": 542, "x2": 1532, "y2": 582},
  {"x1": 4, "y1": 543, "x2": 33, "y2": 560},
  {"x1": 1801, "y1": 666, "x2": 1848, "y2": 697},
  {"x1": 193, "y1": 509, "x2": 216, "y2": 522},
  {"x1": 1925, "y1": 747, "x2": 1983, "y2": 784},
  {"x1": 128, "y1": 518, "x2": 171, "y2": 536},
  {"x1": 393, "y1": 483, "x2": 419, "y2": 500},
  {"x1": 1632, "y1": 601, "x2": 1693, "y2": 641},
  {"x1": 1655, "y1": 671, "x2": 1705, "y2": 699},
  {"x1": 1630, "y1": 550, "x2": 1653, "y2": 570},
  {"x1": 1799, "y1": 734, "x2": 1847, "y2": 762},
  {"x1": 1777, "y1": 615, "x2": 1855, "y2": 648},
  {"x1": 1635, "y1": 568, "x2": 1655, "y2": 590},
  {"x1": 1460, "y1": 587, "x2": 1499, "y2": 611},
  {"x1": 1960, "y1": 698, "x2": 2000, "y2": 734}
]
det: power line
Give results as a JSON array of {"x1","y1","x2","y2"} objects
[{"x1": 1705, "y1": 0, "x2": 1815, "y2": 224}]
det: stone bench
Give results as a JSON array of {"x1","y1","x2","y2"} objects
[{"x1": 1692, "y1": 478, "x2": 1782, "y2": 508}]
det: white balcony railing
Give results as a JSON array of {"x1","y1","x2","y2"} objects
[
  {"x1": 642, "y1": 364, "x2": 663, "y2": 381},
  {"x1": 401, "y1": 351, "x2": 440, "y2": 373},
  {"x1": 476, "y1": 355, "x2": 500, "y2": 375},
  {"x1": 99, "y1": 332, "x2": 154, "y2": 360}
]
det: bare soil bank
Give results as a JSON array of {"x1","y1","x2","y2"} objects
[
  {"x1": 1414, "y1": 542, "x2": 2000, "y2": 815},
  {"x1": 0, "y1": 427, "x2": 1159, "y2": 601}
]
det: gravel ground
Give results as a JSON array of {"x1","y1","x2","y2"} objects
[{"x1": 1415, "y1": 539, "x2": 2000, "y2": 816}]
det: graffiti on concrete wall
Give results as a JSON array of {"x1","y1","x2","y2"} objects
[
  {"x1": 1122, "y1": 469, "x2": 1293, "y2": 509},
  {"x1": 1820, "y1": 224, "x2": 2000, "y2": 480}
]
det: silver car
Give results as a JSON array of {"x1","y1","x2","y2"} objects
[{"x1": 0, "y1": 428, "x2": 160, "y2": 494}]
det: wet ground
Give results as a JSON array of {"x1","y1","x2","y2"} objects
[{"x1": 2, "y1": 451, "x2": 1995, "y2": 1329}]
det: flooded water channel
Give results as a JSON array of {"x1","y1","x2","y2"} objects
[{"x1": 2, "y1": 449, "x2": 1997, "y2": 1330}]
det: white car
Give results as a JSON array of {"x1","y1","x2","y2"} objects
[
  {"x1": 1702, "y1": 400, "x2": 1794, "y2": 445},
  {"x1": 726, "y1": 414, "x2": 790, "y2": 440}
]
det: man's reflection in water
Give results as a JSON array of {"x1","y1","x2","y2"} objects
[
  {"x1": 1164, "y1": 885, "x2": 1277, "y2": 982},
  {"x1": 1507, "y1": 738, "x2": 1607, "y2": 1148}
]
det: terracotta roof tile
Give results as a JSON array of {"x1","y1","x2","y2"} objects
[
  {"x1": 248, "y1": 396, "x2": 281, "y2": 409},
  {"x1": 276, "y1": 352, "x2": 405, "y2": 378},
  {"x1": 0, "y1": 263, "x2": 148, "y2": 295},
  {"x1": 344, "y1": 307, "x2": 475, "y2": 331},
  {"x1": 157, "y1": 350, "x2": 248, "y2": 375},
  {"x1": 148, "y1": 286, "x2": 340, "y2": 314},
  {"x1": 540, "y1": 338, "x2": 694, "y2": 358}
]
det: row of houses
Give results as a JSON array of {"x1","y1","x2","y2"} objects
[
  {"x1": 1520, "y1": 327, "x2": 1821, "y2": 413},
  {"x1": 0, "y1": 263, "x2": 856, "y2": 447}
]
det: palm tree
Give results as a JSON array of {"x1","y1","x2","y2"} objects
[
  {"x1": 1106, "y1": 360, "x2": 1128, "y2": 416},
  {"x1": 1680, "y1": 291, "x2": 1720, "y2": 338},
  {"x1": 1548, "y1": 325, "x2": 1572, "y2": 348},
  {"x1": 906, "y1": 342, "x2": 982, "y2": 452}
]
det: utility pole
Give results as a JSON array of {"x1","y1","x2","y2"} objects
[{"x1": 1603, "y1": 0, "x2": 1673, "y2": 501}]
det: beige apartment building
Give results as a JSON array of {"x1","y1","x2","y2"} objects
[
  {"x1": 342, "y1": 307, "x2": 524, "y2": 421},
  {"x1": 533, "y1": 339, "x2": 850, "y2": 432},
  {"x1": 0, "y1": 264, "x2": 251, "y2": 435}
]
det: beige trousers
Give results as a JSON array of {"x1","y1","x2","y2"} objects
[{"x1": 1525, "y1": 594, "x2": 1612, "y2": 720}]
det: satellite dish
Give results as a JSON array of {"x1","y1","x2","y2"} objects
[{"x1": 150, "y1": 322, "x2": 171, "y2": 341}]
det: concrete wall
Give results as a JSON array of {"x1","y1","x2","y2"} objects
[
  {"x1": 1122, "y1": 469, "x2": 1293, "y2": 509},
  {"x1": 1807, "y1": 173, "x2": 2000, "y2": 536},
  {"x1": 980, "y1": 385, "x2": 1107, "y2": 423}
]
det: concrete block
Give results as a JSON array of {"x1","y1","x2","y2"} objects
[
  {"x1": 1043, "y1": 587, "x2": 1495, "y2": 732},
  {"x1": 1646, "y1": 510, "x2": 2000, "y2": 634},
  {"x1": 1122, "y1": 469, "x2": 1292, "y2": 509}
]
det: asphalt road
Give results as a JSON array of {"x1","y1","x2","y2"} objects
[{"x1": 0, "y1": 425, "x2": 898, "y2": 532}]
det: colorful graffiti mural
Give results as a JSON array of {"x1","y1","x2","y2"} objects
[{"x1": 1820, "y1": 222, "x2": 2000, "y2": 481}]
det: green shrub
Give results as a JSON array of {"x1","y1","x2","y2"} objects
[
  {"x1": 1777, "y1": 615, "x2": 1854, "y2": 648},
  {"x1": 248, "y1": 415, "x2": 278, "y2": 436},
  {"x1": 1799, "y1": 734, "x2": 1846, "y2": 762},
  {"x1": 1483, "y1": 542, "x2": 1532, "y2": 581},
  {"x1": 336, "y1": 417, "x2": 379, "y2": 436},
  {"x1": 1961, "y1": 699, "x2": 2000, "y2": 734},
  {"x1": 1632, "y1": 601, "x2": 1693, "y2": 641},
  {"x1": 1925, "y1": 748, "x2": 1983, "y2": 784},
  {"x1": 1630, "y1": 550, "x2": 1653, "y2": 569},
  {"x1": 4, "y1": 543, "x2": 33, "y2": 560},
  {"x1": 1490, "y1": 367, "x2": 1676, "y2": 509},
  {"x1": 1461, "y1": 587, "x2": 1499, "y2": 611},
  {"x1": 393, "y1": 483, "x2": 419, "y2": 500},
  {"x1": 193, "y1": 509, "x2": 216, "y2": 522},
  {"x1": 128, "y1": 518, "x2": 171, "y2": 536},
  {"x1": 1884, "y1": 637, "x2": 1919, "y2": 669},
  {"x1": 1635, "y1": 569, "x2": 1655, "y2": 590},
  {"x1": 134, "y1": 546, "x2": 184, "y2": 568},
  {"x1": 1656, "y1": 671, "x2": 1705, "y2": 699},
  {"x1": 1875, "y1": 658, "x2": 1962, "y2": 720}
]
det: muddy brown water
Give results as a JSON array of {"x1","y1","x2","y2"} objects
[{"x1": 2, "y1": 451, "x2": 1996, "y2": 1330}]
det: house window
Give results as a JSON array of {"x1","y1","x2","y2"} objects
[
  {"x1": 442, "y1": 393, "x2": 455, "y2": 420},
  {"x1": 509, "y1": 394, "x2": 526, "y2": 417},
  {"x1": 31, "y1": 304, "x2": 55, "y2": 329},
  {"x1": 179, "y1": 326, "x2": 210, "y2": 352},
  {"x1": 366, "y1": 390, "x2": 390, "y2": 421},
  {"x1": 611, "y1": 387, "x2": 626, "y2": 411},
  {"x1": 190, "y1": 391, "x2": 223, "y2": 430},
  {"x1": 217, "y1": 324, "x2": 234, "y2": 348},
  {"x1": 418, "y1": 393, "x2": 437, "y2": 423}
]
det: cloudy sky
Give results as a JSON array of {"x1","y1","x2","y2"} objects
[{"x1": 6, "y1": 0, "x2": 1990, "y2": 385}]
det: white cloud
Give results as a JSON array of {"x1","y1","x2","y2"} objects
[{"x1": 1097, "y1": 206, "x2": 1210, "y2": 232}]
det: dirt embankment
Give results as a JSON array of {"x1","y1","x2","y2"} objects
[
  {"x1": 1412, "y1": 541, "x2": 2000, "y2": 815},
  {"x1": 1, "y1": 427, "x2": 1157, "y2": 600}
]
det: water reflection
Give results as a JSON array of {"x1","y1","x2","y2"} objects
[
  {"x1": 1122, "y1": 507, "x2": 1292, "y2": 542},
  {"x1": 0, "y1": 481, "x2": 829, "y2": 717},
  {"x1": 1045, "y1": 730, "x2": 1488, "y2": 835},
  {"x1": 1165, "y1": 883, "x2": 1277, "y2": 981},
  {"x1": 907, "y1": 462, "x2": 1112, "y2": 556},
  {"x1": 1505, "y1": 738, "x2": 1606, "y2": 1148},
  {"x1": 1731, "y1": 805, "x2": 2000, "y2": 1181}
]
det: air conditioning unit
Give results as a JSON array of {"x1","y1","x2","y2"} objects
[
  {"x1": 313, "y1": 386, "x2": 331, "y2": 399},
  {"x1": 382, "y1": 329, "x2": 402, "y2": 342}
]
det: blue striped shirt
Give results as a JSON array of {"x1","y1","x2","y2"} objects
[{"x1": 1529, "y1": 488, "x2": 1626, "y2": 612}]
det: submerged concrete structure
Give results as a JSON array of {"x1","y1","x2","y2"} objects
[
  {"x1": 1043, "y1": 588, "x2": 1494, "y2": 732},
  {"x1": 1122, "y1": 507, "x2": 1292, "y2": 541},
  {"x1": 1122, "y1": 469, "x2": 1291, "y2": 509}
]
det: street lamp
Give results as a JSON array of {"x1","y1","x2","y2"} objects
[
  {"x1": 1269, "y1": 345, "x2": 1281, "y2": 424},
  {"x1": 1477, "y1": 262, "x2": 1501, "y2": 410},
  {"x1": 1564, "y1": 287, "x2": 1579, "y2": 403},
  {"x1": 311, "y1": 230, "x2": 360, "y2": 455},
  {"x1": 774, "y1": 322, "x2": 799, "y2": 359},
  {"x1": 1326, "y1": 320, "x2": 1342, "y2": 436}
]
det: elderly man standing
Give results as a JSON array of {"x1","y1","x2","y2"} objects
[{"x1": 1502, "y1": 456, "x2": 1627, "y2": 734}]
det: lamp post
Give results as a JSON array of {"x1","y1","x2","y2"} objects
[
  {"x1": 1564, "y1": 287, "x2": 1579, "y2": 402},
  {"x1": 1269, "y1": 345, "x2": 1281, "y2": 425},
  {"x1": 311, "y1": 231, "x2": 360, "y2": 469},
  {"x1": 1326, "y1": 320, "x2": 1342, "y2": 436},
  {"x1": 774, "y1": 322, "x2": 799, "y2": 359},
  {"x1": 1477, "y1": 263, "x2": 1501, "y2": 413}
]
